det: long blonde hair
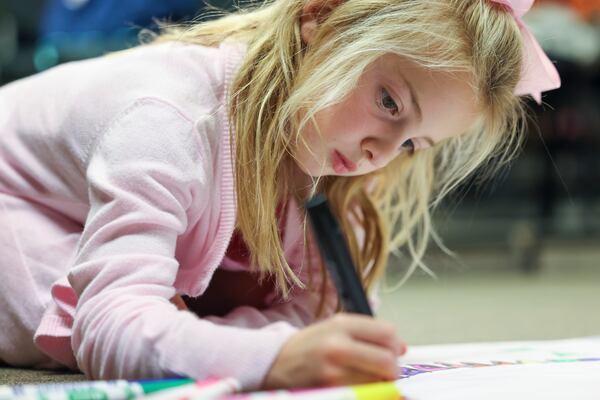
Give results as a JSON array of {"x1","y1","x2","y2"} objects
[{"x1": 153, "y1": 0, "x2": 526, "y2": 299}]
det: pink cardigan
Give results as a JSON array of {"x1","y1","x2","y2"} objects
[{"x1": 0, "y1": 41, "x2": 336, "y2": 389}]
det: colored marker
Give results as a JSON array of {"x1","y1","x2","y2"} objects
[
  {"x1": 0, "y1": 378, "x2": 194, "y2": 400},
  {"x1": 143, "y1": 378, "x2": 241, "y2": 400},
  {"x1": 224, "y1": 381, "x2": 403, "y2": 400},
  {"x1": 305, "y1": 194, "x2": 373, "y2": 315}
]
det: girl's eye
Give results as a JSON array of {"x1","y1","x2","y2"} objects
[
  {"x1": 401, "y1": 139, "x2": 415, "y2": 155},
  {"x1": 380, "y1": 88, "x2": 399, "y2": 116}
]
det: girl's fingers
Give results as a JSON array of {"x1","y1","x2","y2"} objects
[
  {"x1": 322, "y1": 365, "x2": 386, "y2": 387},
  {"x1": 333, "y1": 339, "x2": 399, "y2": 380},
  {"x1": 332, "y1": 314, "x2": 404, "y2": 355}
]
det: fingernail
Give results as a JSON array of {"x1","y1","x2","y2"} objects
[{"x1": 398, "y1": 341, "x2": 407, "y2": 355}]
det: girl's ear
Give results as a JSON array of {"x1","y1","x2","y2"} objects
[{"x1": 300, "y1": 0, "x2": 344, "y2": 45}]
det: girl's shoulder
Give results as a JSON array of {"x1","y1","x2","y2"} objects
[
  {"x1": 81, "y1": 41, "x2": 246, "y2": 164},
  {"x1": 0, "y1": 40, "x2": 246, "y2": 190},
  {"x1": 81, "y1": 41, "x2": 234, "y2": 119},
  {"x1": 3, "y1": 40, "x2": 243, "y2": 125}
]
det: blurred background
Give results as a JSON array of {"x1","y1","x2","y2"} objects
[
  {"x1": 0, "y1": 0, "x2": 599, "y2": 383},
  {"x1": 382, "y1": 0, "x2": 600, "y2": 347}
]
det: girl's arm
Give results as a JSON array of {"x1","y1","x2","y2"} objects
[{"x1": 69, "y1": 98, "x2": 297, "y2": 390}]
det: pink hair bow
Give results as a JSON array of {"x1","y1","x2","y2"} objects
[{"x1": 490, "y1": 0, "x2": 561, "y2": 104}]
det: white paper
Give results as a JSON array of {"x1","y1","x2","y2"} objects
[{"x1": 394, "y1": 337, "x2": 600, "y2": 400}]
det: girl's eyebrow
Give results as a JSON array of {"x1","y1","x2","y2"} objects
[
  {"x1": 423, "y1": 136, "x2": 435, "y2": 147},
  {"x1": 392, "y1": 66, "x2": 423, "y2": 122},
  {"x1": 407, "y1": 80, "x2": 422, "y2": 122},
  {"x1": 403, "y1": 76, "x2": 422, "y2": 123},
  {"x1": 391, "y1": 68, "x2": 436, "y2": 147}
]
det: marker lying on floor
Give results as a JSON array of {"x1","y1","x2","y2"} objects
[
  {"x1": 223, "y1": 381, "x2": 403, "y2": 400},
  {"x1": 142, "y1": 378, "x2": 240, "y2": 400},
  {"x1": 0, "y1": 378, "x2": 239, "y2": 400}
]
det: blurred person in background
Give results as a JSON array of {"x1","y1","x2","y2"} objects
[
  {"x1": 35, "y1": 0, "x2": 233, "y2": 70},
  {"x1": 0, "y1": 0, "x2": 237, "y2": 82}
]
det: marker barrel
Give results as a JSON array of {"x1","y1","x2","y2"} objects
[
  {"x1": 0, "y1": 378, "x2": 194, "y2": 400},
  {"x1": 224, "y1": 381, "x2": 402, "y2": 400},
  {"x1": 143, "y1": 378, "x2": 241, "y2": 400}
]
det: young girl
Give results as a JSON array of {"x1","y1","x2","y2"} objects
[{"x1": 0, "y1": 0, "x2": 559, "y2": 391}]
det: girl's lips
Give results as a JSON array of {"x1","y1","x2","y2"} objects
[{"x1": 332, "y1": 150, "x2": 358, "y2": 174}]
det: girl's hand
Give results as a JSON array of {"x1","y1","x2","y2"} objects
[{"x1": 262, "y1": 313, "x2": 406, "y2": 390}]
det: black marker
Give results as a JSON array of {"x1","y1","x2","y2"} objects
[{"x1": 304, "y1": 193, "x2": 373, "y2": 316}]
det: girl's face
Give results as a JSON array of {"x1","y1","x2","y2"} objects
[{"x1": 291, "y1": 54, "x2": 480, "y2": 179}]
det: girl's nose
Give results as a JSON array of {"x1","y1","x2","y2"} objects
[{"x1": 360, "y1": 136, "x2": 402, "y2": 168}]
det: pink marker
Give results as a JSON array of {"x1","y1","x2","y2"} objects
[{"x1": 143, "y1": 378, "x2": 241, "y2": 400}]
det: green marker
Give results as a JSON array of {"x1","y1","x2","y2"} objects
[{"x1": 0, "y1": 378, "x2": 194, "y2": 400}]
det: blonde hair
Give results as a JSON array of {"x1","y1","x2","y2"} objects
[{"x1": 153, "y1": 0, "x2": 526, "y2": 301}]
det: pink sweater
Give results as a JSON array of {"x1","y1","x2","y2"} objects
[{"x1": 0, "y1": 41, "x2": 336, "y2": 389}]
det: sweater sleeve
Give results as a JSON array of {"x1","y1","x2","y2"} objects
[{"x1": 68, "y1": 98, "x2": 296, "y2": 390}]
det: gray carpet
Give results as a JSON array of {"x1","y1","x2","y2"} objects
[{"x1": 0, "y1": 367, "x2": 84, "y2": 385}]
